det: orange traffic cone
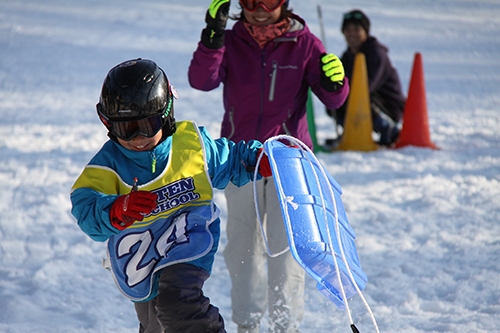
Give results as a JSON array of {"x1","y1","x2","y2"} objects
[
  {"x1": 336, "y1": 53, "x2": 378, "y2": 152},
  {"x1": 394, "y1": 53, "x2": 438, "y2": 149}
]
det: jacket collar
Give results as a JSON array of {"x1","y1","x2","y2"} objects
[
  {"x1": 234, "y1": 13, "x2": 307, "y2": 49},
  {"x1": 114, "y1": 136, "x2": 172, "y2": 171}
]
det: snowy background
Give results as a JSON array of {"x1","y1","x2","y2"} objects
[{"x1": 1, "y1": 0, "x2": 499, "y2": 332}]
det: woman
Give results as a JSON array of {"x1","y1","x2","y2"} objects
[{"x1": 188, "y1": 1, "x2": 348, "y2": 332}]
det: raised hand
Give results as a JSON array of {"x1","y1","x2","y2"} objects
[
  {"x1": 201, "y1": 0, "x2": 231, "y2": 49},
  {"x1": 320, "y1": 53, "x2": 345, "y2": 92}
]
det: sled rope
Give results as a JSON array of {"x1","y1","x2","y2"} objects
[{"x1": 253, "y1": 151, "x2": 290, "y2": 258}]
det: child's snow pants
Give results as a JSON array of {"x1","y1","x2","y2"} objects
[{"x1": 134, "y1": 263, "x2": 226, "y2": 333}]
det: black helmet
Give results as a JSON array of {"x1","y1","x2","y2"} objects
[{"x1": 97, "y1": 58, "x2": 176, "y2": 140}]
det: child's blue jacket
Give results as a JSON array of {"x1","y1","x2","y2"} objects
[{"x1": 71, "y1": 122, "x2": 263, "y2": 291}]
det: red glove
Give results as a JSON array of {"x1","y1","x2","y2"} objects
[
  {"x1": 110, "y1": 191, "x2": 158, "y2": 230},
  {"x1": 258, "y1": 148, "x2": 272, "y2": 178}
]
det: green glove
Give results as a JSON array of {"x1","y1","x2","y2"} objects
[
  {"x1": 320, "y1": 53, "x2": 345, "y2": 92},
  {"x1": 201, "y1": 0, "x2": 230, "y2": 49}
]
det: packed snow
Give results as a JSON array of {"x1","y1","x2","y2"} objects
[{"x1": 0, "y1": 0, "x2": 499, "y2": 332}]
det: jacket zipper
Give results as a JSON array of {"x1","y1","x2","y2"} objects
[
  {"x1": 149, "y1": 151, "x2": 157, "y2": 173},
  {"x1": 268, "y1": 61, "x2": 278, "y2": 101},
  {"x1": 227, "y1": 107, "x2": 235, "y2": 140},
  {"x1": 282, "y1": 109, "x2": 292, "y2": 136}
]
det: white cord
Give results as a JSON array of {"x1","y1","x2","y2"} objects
[{"x1": 253, "y1": 150, "x2": 290, "y2": 258}]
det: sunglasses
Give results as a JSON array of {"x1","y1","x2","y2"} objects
[
  {"x1": 239, "y1": 0, "x2": 286, "y2": 12},
  {"x1": 343, "y1": 12, "x2": 365, "y2": 20}
]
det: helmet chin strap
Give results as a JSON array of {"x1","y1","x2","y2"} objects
[
  {"x1": 161, "y1": 116, "x2": 177, "y2": 140},
  {"x1": 161, "y1": 103, "x2": 177, "y2": 140}
]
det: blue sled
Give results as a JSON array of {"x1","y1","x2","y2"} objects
[{"x1": 264, "y1": 140, "x2": 367, "y2": 309}]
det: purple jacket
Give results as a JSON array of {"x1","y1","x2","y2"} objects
[{"x1": 188, "y1": 14, "x2": 349, "y2": 148}]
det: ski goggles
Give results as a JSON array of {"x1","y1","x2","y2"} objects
[
  {"x1": 239, "y1": 0, "x2": 287, "y2": 12},
  {"x1": 343, "y1": 12, "x2": 366, "y2": 20},
  {"x1": 106, "y1": 114, "x2": 165, "y2": 141},
  {"x1": 97, "y1": 106, "x2": 168, "y2": 141}
]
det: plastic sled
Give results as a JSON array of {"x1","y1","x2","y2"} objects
[{"x1": 263, "y1": 138, "x2": 367, "y2": 309}]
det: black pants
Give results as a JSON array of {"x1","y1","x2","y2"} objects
[{"x1": 134, "y1": 263, "x2": 226, "y2": 333}]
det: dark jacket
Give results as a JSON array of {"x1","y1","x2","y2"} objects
[{"x1": 341, "y1": 36, "x2": 406, "y2": 122}]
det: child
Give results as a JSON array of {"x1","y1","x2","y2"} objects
[
  {"x1": 70, "y1": 58, "x2": 272, "y2": 333},
  {"x1": 326, "y1": 9, "x2": 406, "y2": 147}
]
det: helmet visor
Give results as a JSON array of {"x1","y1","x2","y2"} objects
[
  {"x1": 109, "y1": 113, "x2": 164, "y2": 141},
  {"x1": 240, "y1": 0, "x2": 286, "y2": 12}
]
